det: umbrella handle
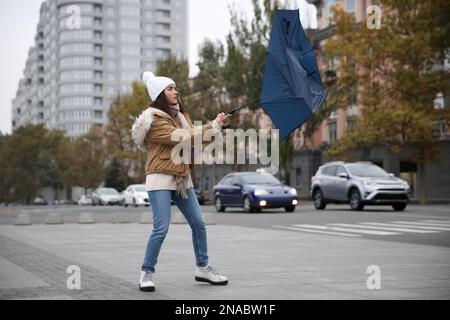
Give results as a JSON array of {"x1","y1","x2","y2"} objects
[{"x1": 225, "y1": 97, "x2": 260, "y2": 115}]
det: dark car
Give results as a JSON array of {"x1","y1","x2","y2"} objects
[{"x1": 212, "y1": 172, "x2": 298, "y2": 213}]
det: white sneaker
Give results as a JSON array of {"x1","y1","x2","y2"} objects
[
  {"x1": 195, "y1": 265, "x2": 228, "y2": 285},
  {"x1": 139, "y1": 270, "x2": 155, "y2": 291}
]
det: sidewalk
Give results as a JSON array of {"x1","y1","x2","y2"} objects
[{"x1": 0, "y1": 221, "x2": 449, "y2": 300}]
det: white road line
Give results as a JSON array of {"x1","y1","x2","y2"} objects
[
  {"x1": 418, "y1": 220, "x2": 450, "y2": 226},
  {"x1": 392, "y1": 221, "x2": 450, "y2": 230},
  {"x1": 362, "y1": 222, "x2": 450, "y2": 231},
  {"x1": 328, "y1": 223, "x2": 438, "y2": 234},
  {"x1": 292, "y1": 224, "x2": 400, "y2": 236},
  {"x1": 272, "y1": 225, "x2": 361, "y2": 237}
]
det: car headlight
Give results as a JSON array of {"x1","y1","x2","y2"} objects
[
  {"x1": 288, "y1": 188, "x2": 297, "y2": 196},
  {"x1": 254, "y1": 189, "x2": 268, "y2": 196}
]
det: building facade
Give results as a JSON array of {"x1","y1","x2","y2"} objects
[
  {"x1": 12, "y1": 0, "x2": 188, "y2": 137},
  {"x1": 194, "y1": 0, "x2": 450, "y2": 203}
]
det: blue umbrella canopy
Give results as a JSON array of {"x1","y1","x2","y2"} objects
[{"x1": 260, "y1": 9, "x2": 326, "y2": 139}]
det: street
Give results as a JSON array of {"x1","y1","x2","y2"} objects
[
  {"x1": 2, "y1": 203, "x2": 450, "y2": 248},
  {"x1": 1, "y1": 202, "x2": 449, "y2": 300}
]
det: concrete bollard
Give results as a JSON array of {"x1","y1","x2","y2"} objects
[
  {"x1": 46, "y1": 213, "x2": 64, "y2": 224},
  {"x1": 15, "y1": 213, "x2": 32, "y2": 226},
  {"x1": 171, "y1": 211, "x2": 187, "y2": 224},
  {"x1": 112, "y1": 212, "x2": 131, "y2": 224},
  {"x1": 78, "y1": 212, "x2": 96, "y2": 224},
  {"x1": 203, "y1": 213, "x2": 217, "y2": 225},
  {"x1": 140, "y1": 212, "x2": 153, "y2": 224}
]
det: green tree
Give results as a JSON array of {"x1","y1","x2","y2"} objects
[
  {"x1": 104, "y1": 157, "x2": 126, "y2": 191},
  {"x1": 105, "y1": 81, "x2": 150, "y2": 185},
  {"x1": 320, "y1": 1, "x2": 450, "y2": 203}
]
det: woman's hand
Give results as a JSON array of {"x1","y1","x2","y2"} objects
[{"x1": 215, "y1": 112, "x2": 230, "y2": 128}]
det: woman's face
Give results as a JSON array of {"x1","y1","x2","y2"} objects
[{"x1": 164, "y1": 85, "x2": 178, "y2": 105}]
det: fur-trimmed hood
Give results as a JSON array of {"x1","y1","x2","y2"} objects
[{"x1": 131, "y1": 107, "x2": 191, "y2": 151}]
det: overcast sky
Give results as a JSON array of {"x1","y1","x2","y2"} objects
[{"x1": 0, "y1": 0, "x2": 255, "y2": 134}]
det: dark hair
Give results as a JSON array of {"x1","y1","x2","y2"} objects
[{"x1": 151, "y1": 89, "x2": 187, "y2": 118}]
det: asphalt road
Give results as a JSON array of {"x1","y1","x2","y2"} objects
[{"x1": 1, "y1": 202, "x2": 450, "y2": 248}]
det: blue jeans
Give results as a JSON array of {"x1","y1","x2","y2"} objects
[{"x1": 141, "y1": 187, "x2": 208, "y2": 272}]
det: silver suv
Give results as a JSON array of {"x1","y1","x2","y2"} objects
[{"x1": 310, "y1": 161, "x2": 411, "y2": 211}]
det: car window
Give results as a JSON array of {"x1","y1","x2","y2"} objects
[
  {"x1": 221, "y1": 177, "x2": 233, "y2": 185},
  {"x1": 240, "y1": 173, "x2": 281, "y2": 184},
  {"x1": 99, "y1": 188, "x2": 118, "y2": 195},
  {"x1": 347, "y1": 165, "x2": 389, "y2": 178},
  {"x1": 322, "y1": 165, "x2": 337, "y2": 176},
  {"x1": 335, "y1": 166, "x2": 347, "y2": 176},
  {"x1": 134, "y1": 186, "x2": 146, "y2": 192}
]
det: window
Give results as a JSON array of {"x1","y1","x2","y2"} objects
[
  {"x1": 94, "y1": 97, "x2": 102, "y2": 106},
  {"x1": 94, "y1": 31, "x2": 102, "y2": 40},
  {"x1": 94, "y1": 44, "x2": 103, "y2": 53},
  {"x1": 94, "y1": 110, "x2": 103, "y2": 118},
  {"x1": 94, "y1": 84, "x2": 103, "y2": 93},
  {"x1": 322, "y1": 166, "x2": 337, "y2": 176},
  {"x1": 345, "y1": 0, "x2": 356, "y2": 15},
  {"x1": 94, "y1": 71, "x2": 102, "y2": 80},
  {"x1": 328, "y1": 122, "x2": 337, "y2": 143},
  {"x1": 346, "y1": 119, "x2": 355, "y2": 131},
  {"x1": 94, "y1": 17, "x2": 102, "y2": 27},
  {"x1": 94, "y1": 57, "x2": 103, "y2": 66},
  {"x1": 335, "y1": 166, "x2": 347, "y2": 177},
  {"x1": 327, "y1": 0, "x2": 336, "y2": 18},
  {"x1": 93, "y1": 4, "x2": 102, "y2": 13}
]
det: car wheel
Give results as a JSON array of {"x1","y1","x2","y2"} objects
[
  {"x1": 243, "y1": 196, "x2": 254, "y2": 213},
  {"x1": 349, "y1": 188, "x2": 364, "y2": 211},
  {"x1": 285, "y1": 206, "x2": 296, "y2": 212},
  {"x1": 313, "y1": 189, "x2": 326, "y2": 210},
  {"x1": 215, "y1": 196, "x2": 225, "y2": 212},
  {"x1": 392, "y1": 203, "x2": 407, "y2": 211}
]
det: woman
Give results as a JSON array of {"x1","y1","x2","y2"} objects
[{"x1": 131, "y1": 72, "x2": 229, "y2": 292}]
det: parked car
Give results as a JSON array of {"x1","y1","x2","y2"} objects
[
  {"x1": 212, "y1": 171, "x2": 298, "y2": 213},
  {"x1": 53, "y1": 199, "x2": 76, "y2": 205},
  {"x1": 33, "y1": 196, "x2": 48, "y2": 205},
  {"x1": 77, "y1": 195, "x2": 93, "y2": 206},
  {"x1": 91, "y1": 188, "x2": 124, "y2": 206},
  {"x1": 122, "y1": 184, "x2": 150, "y2": 207},
  {"x1": 310, "y1": 161, "x2": 411, "y2": 211}
]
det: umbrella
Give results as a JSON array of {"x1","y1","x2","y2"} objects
[{"x1": 225, "y1": 9, "x2": 326, "y2": 139}]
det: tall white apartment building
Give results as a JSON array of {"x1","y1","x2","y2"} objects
[{"x1": 12, "y1": 0, "x2": 188, "y2": 137}]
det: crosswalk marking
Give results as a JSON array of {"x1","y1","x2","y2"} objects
[
  {"x1": 272, "y1": 219, "x2": 449, "y2": 238},
  {"x1": 328, "y1": 223, "x2": 438, "y2": 234},
  {"x1": 292, "y1": 224, "x2": 400, "y2": 235},
  {"x1": 421, "y1": 220, "x2": 450, "y2": 225},
  {"x1": 394, "y1": 220, "x2": 450, "y2": 227},
  {"x1": 388, "y1": 221, "x2": 450, "y2": 230},
  {"x1": 272, "y1": 225, "x2": 361, "y2": 237},
  {"x1": 362, "y1": 222, "x2": 450, "y2": 231}
]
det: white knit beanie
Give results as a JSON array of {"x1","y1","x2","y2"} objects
[{"x1": 142, "y1": 71, "x2": 176, "y2": 102}]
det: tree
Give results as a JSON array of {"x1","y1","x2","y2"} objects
[
  {"x1": 320, "y1": 1, "x2": 450, "y2": 203},
  {"x1": 0, "y1": 124, "x2": 66, "y2": 204},
  {"x1": 105, "y1": 81, "x2": 150, "y2": 185},
  {"x1": 104, "y1": 157, "x2": 126, "y2": 191},
  {"x1": 64, "y1": 126, "x2": 107, "y2": 194}
]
